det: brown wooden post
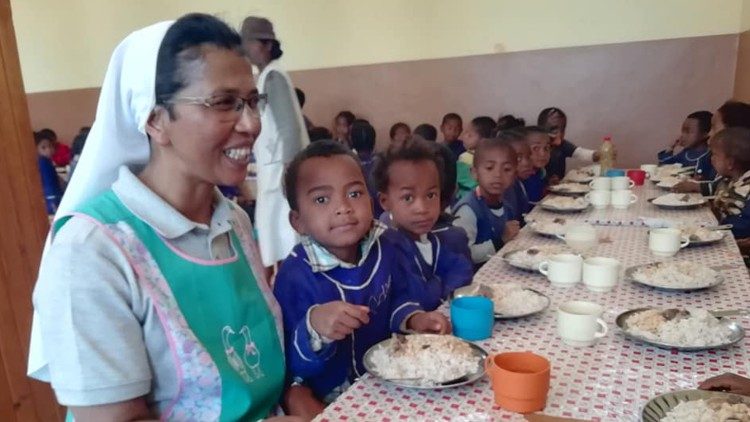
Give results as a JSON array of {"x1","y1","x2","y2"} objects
[{"x1": 0, "y1": 0, "x2": 65, "y2": 420}]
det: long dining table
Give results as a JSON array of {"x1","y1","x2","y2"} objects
[{"x1": 315, "y1": 177, "x2": 750, "y2": 421}]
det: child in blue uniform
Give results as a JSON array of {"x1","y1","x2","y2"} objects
[
  {"x1": 454, "y1": 138, "x2": 521, "y2": 267},
  {"x1": 709, "y1": 128, "x2": 750, "y2": 238},
  {"x1": 523, "y1": 126, "x2": 551, "y2": 204},
  {"x1": 502, "y1": 130, "x2": 534, "y2": 222},
  {"x1": 658, "y1": 111, "x2": 715, "y2": 180},
  {"x1": 274, "y1": 140, "x2": 450, "y2": 409},
  {"x1": 373, "y1": 139, "x2": 473, "y2": 311}
]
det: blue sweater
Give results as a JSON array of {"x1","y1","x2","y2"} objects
[
  {"x1": 522, "y1": 169, "x2": 546, "y2": 204},
  {"x1": 657, "y1": 145, "x2": 715, "y2": 181},
  {"x1": 503, "y1": 179, "x2": 531, "y2": 222},
  {"x1": 453, "y1": 190, "x2": 512, "y2": 251},
  {"x1": 37, "y1": 155, "x2": 63, "y2": 214},
  {"x1": 381, "y1": 229, "x2": 473, "y2": 311},
  {"x1": 273, "y1": 238, "x2": 422, "y2": 399},
  {"x1": 431, "y1": 216, "x2": 471, "y2": 263}
]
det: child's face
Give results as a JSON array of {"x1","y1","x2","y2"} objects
[
  {"x1": 391, "y1": 127, "x2": 411, "y2": 148},
  {"x1": 472, "y1": 147, "x2": 517, "y2": 200},
  {"x1": 527, "y1": 133, "x2": 551, "y2": 169},
  {"x1": 462, "y1": 123, "x2": 482, "y2": 151},
  {"x1": 710, "y1": 139, "x2": 734, "y2": 178},
  {"x1": 290, "y1": 154, "x2": 374, "y2": 261},
  {"x1": 440, "y1": 119, "x2": 462, "y2": 143},
  {"x1": 379, "y1": 159, "x2": 441, "y2": 239},
  {"x1": 36, "y1": 139, "x2": 54, "y2": 159},
  {"x1": 511, "y1": 142, "x2": 535, "y2": 180},
  {"x1": 335, "y1": 117, "x2": 351, "y2": 139},
  {"x1": 680, "y1": 118, "x2": 707, "y2": 148}
]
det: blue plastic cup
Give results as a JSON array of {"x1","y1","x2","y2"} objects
[
  {"x1": 450, "y1": 296, "x2": 494, "y2": 341},
  {"x1": 605, "y1": 169, "x2": 625, "y2": 177}
]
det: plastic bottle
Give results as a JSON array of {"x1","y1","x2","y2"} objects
[{"x1": 599, "y1": 136, "x2": 615, "y2": 176}]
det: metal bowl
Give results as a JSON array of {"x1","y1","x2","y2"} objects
[
  {"x1": 642, "y1": 389, "x2": 750, "y2": 421},
  {"x1": 616, "y1": 308, "x2": 745, "y2": 351}
]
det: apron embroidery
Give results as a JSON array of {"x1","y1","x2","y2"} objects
[{"x1": 221, "y1": 325, "x2": 265, "y2": 383}]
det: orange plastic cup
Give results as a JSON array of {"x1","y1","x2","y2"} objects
[{"x1": 485, "y1": 351, "x2": 551, "y2": 413}]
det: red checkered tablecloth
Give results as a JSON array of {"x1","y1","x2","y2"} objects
[{"x1": 316, "y1": 184, "x2": 750, "y2": 422}]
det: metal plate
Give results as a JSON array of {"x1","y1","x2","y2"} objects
[
  {"x1": 452, "y1": 284, "x2": 551, "y2": 319},
  {"x1": 548, "y1": 184, "x2": 590, "y2": 197},
  {"x1": 616, "y1": 308, "x2": 745, "y2": 352},
  {"x1": 539, "y1": 201, "x2": 591, "y2": 213},
  {"x1": 642, "y1": 390, "x2": 750, "y2": 422},
  {"x1": 362, "y1": 334, "x2": 488, "y2": 389},
  {"x1": 527, "y1": 220, "x2": 568, "y2": 238},
  {"x1": 686, "y1": 231, "x2": 726, "y2": 247},
  {"x1": 648, "y1": 195, "x2": 707, "y2": 210},
  {"x1": 625, "y1": 263, "x2": 724, "y2": 292}
]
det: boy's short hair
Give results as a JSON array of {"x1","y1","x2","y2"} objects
[
  {"x1": 521, "y1": 125, "x2": 550, "y2": 138},
  {"x1": 308, "y1": 126, "x2": 333, "y2": 142},
  {"x1": 687, "y1": 110, "x2": 713, "y2": 134},
  {"x1": 372, "y1": 138, "x2": 444, "y2": 194},
  {"x1": 36, "y1": 128, "x2": 57, "y2": 142},
  {"x1": 471, "y1": 116, "x2": 496, "y2": 138},
  {"x1": 718, "y1": 101, "x2": 750, "y2": 129},
  {"x1": 350, "y1": 119, "x2": 376, "y2": 153},
  {"x1": 441, "y1": 113, "x2": 462, "y2": 126},
  {"x1": 413, "y1": 123, "x2": 438, "y2": 141},
  {"x1": 713, "y1": 127, "x2": 750, "y2": 172},
  {"x1": 496, "y1": 114, "x2": 526, "y2": 132},
  {"x1": 34, "y1": 131, "x2": 50, "y2": 146},
  {"x1": 496, "y1": 129, "x2": 526, "y2": 146},
  {"x1": 537, "y1": 107, "x2": 567, "y2": 126},
  {"x1": 284, "y1": 140, "x2": 360, "y2": 211},
  {"x1": 474, "y1": 137, "x2": 518, "y2": 167},
  {"x1": 389, "y1": 122, "x2": 410, "y2": 139}
]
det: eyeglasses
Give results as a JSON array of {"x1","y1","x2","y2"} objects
[{"x1": 167, "y1": 93, "x2": 267, "y2": 117}]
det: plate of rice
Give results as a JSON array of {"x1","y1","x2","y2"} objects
[
  {"x1": 625, "y1": 261, "x2": 724, "y2": 291},
  {"x1": 656, "y1": 175, "x2": 686, "y2": 190},
  {"x1": 649, "y1": 193, "x2": 707, "y2": 210},
  {"x1": 616, "y1": 308, "x2": 744, "y2": 351},
  {"x1": 564, "y1": 168, "x2": 597, "y2": 183},
  {"x1": 642, "y1": 390, "x2": 750, "y2": 421},
  {"x1": 502, "y1": 245, "x2": 571, "y2": 272},
  {"x1": 528, "y1": 217, "x2": 570, "y2": 237},
  {"x1": 363, "y1": 334, "x2": 487, "y2": 389},
  {"x1": 678, "y1": 225, "x2": 727, "y2": 247},
  {"x1": 539, "y1": 195, "x2": 590, "y2": 213},
  {"x1": 453, "y1": 283, "x2": 550, "y2": 319},
  {"x1": 548, "y1": 183, "x2": 591, "y2": 196}
]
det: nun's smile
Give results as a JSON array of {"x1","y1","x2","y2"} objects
[{"x1": 160, "y1": 45, "x2": 259, "y2": 186}]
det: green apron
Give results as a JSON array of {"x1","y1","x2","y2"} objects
[{"x1": 59, "y1": 190, "x2": 284, "y2": 421}]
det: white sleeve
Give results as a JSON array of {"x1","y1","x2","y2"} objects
[
  {"x1": 572, "y1": 147, "x2": 596, "y2": 162},
  {"x1": 453, "y1": 206, "x2": 496, "y2": 264},
  {"x1": 32, "y1": 217, "x2": 152, "y2": 406}
]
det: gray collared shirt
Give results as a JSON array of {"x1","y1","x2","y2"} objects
[{"x1": 32, "y1": 166, "x2": 242, "y2": 411}]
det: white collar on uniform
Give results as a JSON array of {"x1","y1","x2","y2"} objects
[{"x1": 112, "y1": 166, "x2": 234, "y2": 240}]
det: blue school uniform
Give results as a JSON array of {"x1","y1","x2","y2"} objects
[
  {"x1": 453, "y1": 188, "x2": 513, "y2": 254},
  {"x1": 657, "y1": 145, "x2": 715, "y2": 180},
  {"x1": 503, "y1": 179, "x2": 532, "y2": 222},
  {"x1": 546, "y1": 139, "x2": 578, "y2": 180},
  {"x1": 38, "y1": 155, "x2": 63, "y2": 214},
  {"x1": 273, "y1": 224, "x2": 422, "y2": 400},
  {"x1": 381, "y1": 228, "x2": 473, "y2": 311},
  {"x1": 432, "y1": 216, "x2": 471, "y2": 262},
  {"x1": 714, "y1": 171, "x2": 750, "y2": 238},
  {"x1": 522, "y1": 169, "x2": 547, "y2": 204}
]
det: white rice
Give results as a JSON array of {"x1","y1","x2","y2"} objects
[
  {"x1": 632, "y1": 261, "x2": 720, "y2": 289},
  {"x1": 652, "y1": 193, "x2": 705, "y2": 206},
  {"x1": 506, "y1": 245, "x2": 568, "y2": 270},
  {"x1": 661, "y1": 399, "x2": 750, "y2": 421},
  {"x1": 529, "y1": 218, "x2": 569, "y2": 236},
  {"x1": 626, "y1": 309, "x2": 734, "y2": 347},
  {"x1": 484, "y1": 283, "x2": 548, "y2": 316},
  {"x1": 541, "y1": 195, "x2": 589, "y2": 210},
  {"x1": 564, "y1": 168, "x2": 597, "y2": 182},
  {"x1": 550, "y1": 183, "x2": 590, "y2": 193},
  {"x1": 369, "y1": 335, "x2": 479, "y2": 386},
  {"x1": 676, "y1": 224, "x2": 724, "y2": 242}
]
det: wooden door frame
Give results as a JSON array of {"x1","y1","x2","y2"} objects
[{"x1": 0, "y1": 0, "x2": 65, "y2": 420}]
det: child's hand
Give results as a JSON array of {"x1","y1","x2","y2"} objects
[
  {"x1": 671, "y1": 180, "x2": 700, "y2": 193},
  {"x1": 699, "y1": 373, "x2": 750, "y2": 396},
  {"x1": 407, "y1": 311, "x2": 452, "y2": 334},
  {"x1": 310, "y1": 302, "x2": 370, "y2": 340},
  {"x1": 668, "y1": 138, "x2": 681, "y2": 151},
  {"x1": 502, "y1": 220, "x2": 521, "y2": 243}
]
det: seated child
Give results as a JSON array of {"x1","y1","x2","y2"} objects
[
  {"x1": 523, "y1": 126, "x2": 552, "y2": 204},
  {"x1": 709, "y1": 127, "x2": 750, "y2": 239},
  {"x1": 658, "y1": 111, "x2": 714, "y2": 180},
  {"x1": 457, "y1": 116, "x2": 496, "y2": 198},
  {"x1": 502, "y1": 130, "x2": 535, "y2": 221},
  {"x1": 453, "y1": 138, "x2": 521, "y2": 266},
  {"x1": 538, "y1": 107, "x2": 600, "y2": 183},
  {"x1": 274, "y1": 140, "x2": 450, "y2": 407},
  {"x1": 35, "y1": 131, "x2": 64, "y2": 214},
  {"x1": 389, "y1": 122, "x2": 411, "y2": 149},
  {"x1": 374, "y1": 139, "x2": 473, "y2": 310},
  {"x1": 440, "y1": 113, "x2": 465, "y2": 160}
]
